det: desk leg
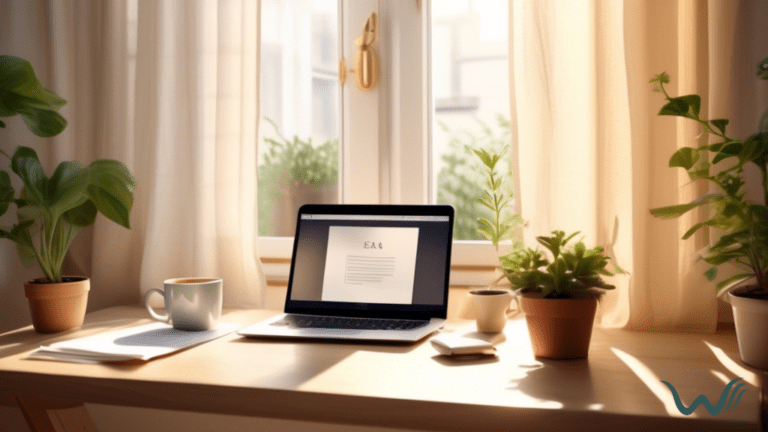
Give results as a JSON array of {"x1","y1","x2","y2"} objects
[{"x1": 16, "y1": 396, "x2": 98, "y2": 432}]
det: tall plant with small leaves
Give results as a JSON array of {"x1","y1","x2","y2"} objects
[
  {"x1": 649, "y1": 56, "x2": 768, "y2": 296},
  {"x1": 473, "y1": 146, "x2": 523, "y2": 251}
]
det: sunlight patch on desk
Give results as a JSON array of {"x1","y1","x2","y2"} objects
[
  {"x1": 710, "y1": 369, "x2": 731, "y2": 385},
  {"x1": 611, "y1": 348, "x2": 688, "y2": 417},
  {"x1": 704, "y1": 341, "x2": 760, "y2": 387}
]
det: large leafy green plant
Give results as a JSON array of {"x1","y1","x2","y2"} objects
[
  {"x1": 499, "y1": 231, "x2": 616, "y2": 299},
  {"x1": 0, "y1": 56, "x2": 136, "y2": 283},
  {"x1": 0, "y1": 55, "x2": 67, "y2": 137},
  {"x1": 649, "y1": 56, "x2": 768, "y2": 296}
]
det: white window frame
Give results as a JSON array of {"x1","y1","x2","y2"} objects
[{"x1": 259, "y1": 0, "x2": 507, "y2": 288}]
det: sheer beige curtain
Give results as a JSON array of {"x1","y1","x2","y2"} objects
[
  {"x1": 508, "y1": 0, "x2": 749, "y2": 331},
  {"x1": 48, "y1": 0, "x2": 266, "y2": 310}
]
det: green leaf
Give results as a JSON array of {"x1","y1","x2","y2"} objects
[
  {"x1": 658, "y1": 98, "x2": 690, "y2": 117},
  {"x1": 16, "y1": 241, "x2": 38, "y2": 268},
  {"x1": 704, "y1": 266, "x2": 718, "y2": 281},
  {"x1": 710, "y1": 119, "x2": 729, "y2": 135},
  {"x1": 87, "y1": 160, "x2": 136, "y2": 191},
  {"x1": 649, "y1": 193, "x2": 723, "y2": 219},
  {"x1": 738, "y1": 135, "x2": 758, "y2": 164},
  {"x1": 0, "y1": 55, "x2": 39, "y2": 92},
  {"x1": 650, "y1": 72, "x2": 670, "y2": 85},
  {"x1": 87, "y1": 185, "x2": 131, "y2": 228},
  {"x1": 716, "y1": 273, "x2": 754, "y2": 291},
  {"x1": 47, "y1": 161, "x2": 88, "y2": 219},
  {"x1": 712, "y1": 142, "x2": 742, "y2": 164},
  {"x1": 0, "y1": 171, "x2": 13, "y2": 217},
  {"x1": 85, "y1": 159, "x2": 136, "y2": 229},
  {"x1": 0, "y1": 55, "x2": 67, "y2": 137},
  {"x1": 668, "y1": 147, "x2": 699, "y2": 170},
  {"x1": 704, "y1": 252, "x2": 744, "y2": 266},
  {"x1": 678, "y1": 95, "x2": 701, "y2": 117},
  {"x1": 749, "y1": 133, "x2": 768, "y2": 166},
  {"x1": 11, "y1": 146, "x2": 47, "y2": 206},
  {"x1": 18, "y1": 108, "x2": 67, "y2": 137},
  {"x1": 472, "y1": 148, "x2": 493, "y2": 169},
  {"x1": 649, "y1": 72, "x2": 670, "y2": 92},
  {"x1": 0, "y1": 219, "x2": 34, "y2": 246},
  {"x1": 62, "y1": 199, "x2": 97, "y2": 227}
]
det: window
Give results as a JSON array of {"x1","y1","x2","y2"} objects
[
  {"x1": 258, "y1": 0, "x2": 340, "y2": 238},
  {"x1": 259, "y1": 0, "x2": 512, "y2": 285}
]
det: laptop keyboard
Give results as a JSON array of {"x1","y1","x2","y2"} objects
[{"x1": 274, "y1": 315, "x2": 429, "y2": 331}]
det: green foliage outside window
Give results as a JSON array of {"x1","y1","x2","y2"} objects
[{"x1": 257, "y1": 118, "x2": 338, "y2": 236}]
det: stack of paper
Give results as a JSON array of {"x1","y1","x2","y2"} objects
[{"x1": 29, "y1": 322, "x2": 240, "y2": 363}]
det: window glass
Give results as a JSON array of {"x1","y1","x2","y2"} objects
[
  {"x1": 430, "y1": 0, "x2": 512, "y2": 241},
  {"x1": 259, "y1": 0, "x2": 340, "y2": 237}
]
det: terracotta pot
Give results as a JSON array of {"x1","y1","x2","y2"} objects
[
  {"x1": 728, "y1": 278, "x2": 768, "y2": 370},
  {"x1": 519, "y1": 295, "x2": 597, "y2": 359},
  {"x1": 24, "y1": 277, "x2": 90, "y2": 333}
]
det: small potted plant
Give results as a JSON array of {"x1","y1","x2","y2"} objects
[
  {"x1": 649, "y1": 56, "x2": 768, "y2": 369},
  {"x1": 469, "y1": 147, "x2": 524, "y2": 333},
  {"x1": 499, "y1": 231, "x2": 615, "y2": 359},
  {"x1": 0, "y1": 55, "x2": 136, "y2": 333},
  {"x1": 258, "y1": 118, "x2": 338, "y2": 236}
]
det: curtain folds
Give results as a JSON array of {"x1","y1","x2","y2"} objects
[
  {"x1": 48, "y1": 0, "x2": 265, "y2": 310},
  {"x1": 508, "y1": 0, "x2": 755, "y2": 332}
]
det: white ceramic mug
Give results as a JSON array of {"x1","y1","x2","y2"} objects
[
  {"x1": 470, "y1": 289, "x2": 516, "y2": 333},
  {"x1": 143, "y1": 278, "x2": 223, "y2": 331}
]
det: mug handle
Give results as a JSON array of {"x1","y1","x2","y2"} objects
[
  {"x1": 506, "y1": 296, "x2": 520, "y2": 318},
  {"x1": 143, "y1": 289, "x2": 170, "y2": 323}
]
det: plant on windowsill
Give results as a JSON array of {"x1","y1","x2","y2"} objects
[
  {"x1": 499, "y1": 231, "x2": 615, "y2": 359},
  {"x1": 649, "y1": 56, "x2": 768, "y2": 369},
  {"x1": 258, "y1": 118, "x2": 338, "y2": 236},
  {"x1": 437, "y1": 115, "x2": 512, "y2": 240},
  {"x1": 0, "y1": 55, "x2": 136, "y2": 333},
  {"x1": 467, "y1": 147, "x2": 524, "y2": 333}
]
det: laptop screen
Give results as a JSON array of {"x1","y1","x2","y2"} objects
[{"x1": 284, "y1": 205, "x2": 454, "y2": 320}]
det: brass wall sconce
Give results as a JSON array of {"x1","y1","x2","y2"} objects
[{"x1": 339, "y1": 12, "x2": 379, "y2": 92}]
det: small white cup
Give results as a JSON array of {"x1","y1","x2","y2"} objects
[
  {"x1": 470, "y1": 289, "x2": 516, "y2": 333},
  {"x1": 143, "y1": 278, "x2": 223, "y2": 331}
]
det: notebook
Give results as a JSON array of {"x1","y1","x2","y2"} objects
[{"x1": 238, "y1": 204, "x2": 454, "y2": 342}]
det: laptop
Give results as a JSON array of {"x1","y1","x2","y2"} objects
[{"x1": 238, "y1": 204, "x2": 454, "y2": 342}]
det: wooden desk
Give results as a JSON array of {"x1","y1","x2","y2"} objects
[{"x1": 0, "y1": 306, "x2": 764, "y2": 432}]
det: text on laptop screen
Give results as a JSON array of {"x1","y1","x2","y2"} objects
[{"x1": 289, "y1": 214, "x2": 451, "y2": 306}]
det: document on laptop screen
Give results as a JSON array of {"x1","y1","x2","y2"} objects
[{"x1": 321, "y1": 226, "x2": 419, "y2": 304}]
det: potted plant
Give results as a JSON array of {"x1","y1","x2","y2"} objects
[
  {"x1": 0, "y1": 55, "x2": 136, "y2": 333},
  {"x1": 258, "y1": 118, "x2": 338, "y2": 236},
  {"x1": 469, "y1": 147, "x2": 524, "y2": 333},
  {"x1": 498, "y1": 231, "x2": 615, "y2": 359},
  {"x1": 649, "y1": 56, "x2": 768, "y2": 369}
]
